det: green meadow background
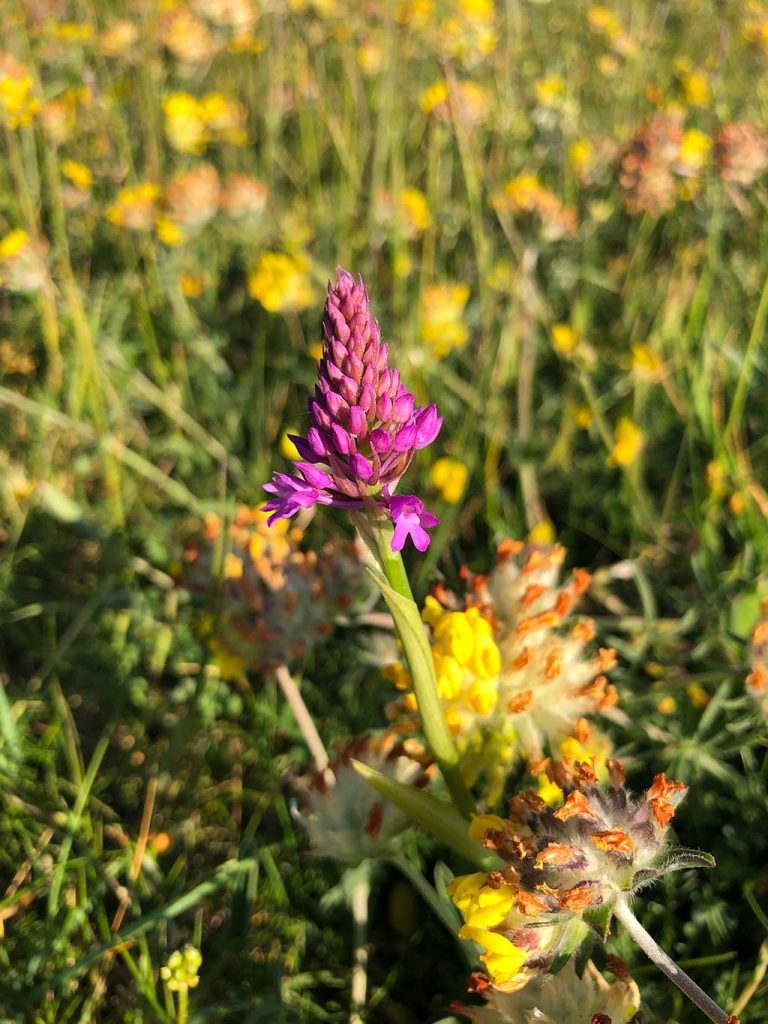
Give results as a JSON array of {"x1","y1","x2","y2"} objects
[{"x1": 1, "y1": 0, "x2": 768, "y2": 1020}]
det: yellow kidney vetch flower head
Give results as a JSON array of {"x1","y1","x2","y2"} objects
[
  {"x1": 61, "y1": 160, "x2": 92, "y2": 192},
  {"x1": 0, "y1": 54, "x2": 39, "y2": 129},
  {"x1": 163, "y1": 93, "x2": 208, "y2": 154},
  {"x1": 247, "y1": 252, "x2": 314, "y2": 313},
  {"x1": 609, "y1": 416, "x2": 644, "y2": 467},
  {"x1": 106, "y1": 182, "x2": 161, "y2": 231},
  {"x1": 419, "y1": 283, "x2": 470, "y2": 358},
  {"x1": 399, "y1": 187, "x2": 431, "y2": 236},
  {"x1": 430, "y1": 456, "x2": 468, "y2": 503}
]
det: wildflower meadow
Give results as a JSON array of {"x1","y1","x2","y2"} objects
[{"x1": 2, "y1": 1, "x2": 768, "y2": 1022}]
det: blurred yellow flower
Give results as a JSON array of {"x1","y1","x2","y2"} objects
[
  {"x1": 100, "y1": 19, "x2": 140, "y2": 58},
  {"x1": 657, "y1": 696, "x2": 677, "y2": 715},
  {"x1": 430, "y1": 457, "x2": 468, "y2": 503},
  {"x1": 0, "y1": 55, "x2": 39, "y2": 129},
  {"x1": 680, "y1": 70, "x2": 710, "y2": 107},
  {"x1": 0, "y1": 229, "x2": 48, "y2": 292},
  {"x1": 631, "y1": 342, "x2": 663, "y2": 379},
  {"x1": 420, "y1": 79, "x2": 490, "y2": 124},
  {"x1": 678, "y1": 128, "x2": 712, "y2": 174},
  {"x1": 0, "y1": 229, "x2": 31, "y2": 261},
  {"x1": 569, "y1": 138, "x2": 594, "y2": 176},
  {"x1": 106, "y1": 183, "x2": 161, "y2": 232},
  {"x1": 54, "y1": 22, "x2": 94, "y2": 43},
  {"x1": 535, "y1": 75, "x2": 565, "y2": 106},
  {"x1": 575, "y1": 406, "x2": 593, "y2": 429},
  {"x1": 420, "y1": 282, "x2": 470, "y2": 357},
  {"x1": 399, "y1": 187, "x2": 431, "y2": 236},
  {"x1": 687, "y1": 683, "x2": 710, "y2": 707},
  {"x1": 420, "y1": 81, "x2": 449, "y2": 113},
  {"x1": 528, "y1": 520, "x2": 555, "y2": 545},
  {"x1": 163, "y1": 93, "x2": 208, "y2": 154},
  {"x1": 200, "y1": 92, "x2": 247, "y2": 146},
  {"x1": 248, "y1": 252, "x2": 314, "y2": 313},
  {"x1": 61, "y1": 160, "x2": 92, "y2": 192},
  {"x1": 587, "y1": 5, "x2": 621, "y2": 38},
  {"x1": 155, "y1": 216, "x2": 184, "y2": 246},
  {"x1": 179, "y1": 272, "x2": 206, "y2": 298},
  {"x1": 609, "y1": 417, "x2": 644, "y2": 467},
  {"x1": 551, "y1": 323, "x2": 579, "y2": 355},
  {"x1": 159, "y1": 10, "x2": 217, "y2": 64}
]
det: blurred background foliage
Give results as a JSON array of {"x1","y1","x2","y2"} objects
[{"x1": 1, "y1": 0, "x2": 768, "y2": 1020}]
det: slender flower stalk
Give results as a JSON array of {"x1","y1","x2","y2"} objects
[
  {"x1": 613, "y1": 897, "x2": 736, "y2": 1024},
  {"x1": 275, "y1": 664, "x2": 332, "y2": 782}
]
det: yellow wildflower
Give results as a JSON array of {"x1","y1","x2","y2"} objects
[
  {"x1": 100, "y1": 19, "x2": 140, "y2": 58},
  {"x1": 688, "y1": 683, "x2": 710, "y2": 708},
  {"x1": 529, "y1": 520, "x2": 555, "y2": 545},
  {"x1": 430, "y1": 457, "x2": 468, "y2": 504},
  {"x1": 551, "y1": 323, "x2": 579, "y2": 355},
  {"x1": 535, "y1": 75, "x2": 565, "y2": 106},
  {"x1": 0, "y1": 229, "x2": 48, "y2": 292},
  {"x1": 163, "y1": 93, "x2": 208, "y2": 154},
  {"x1": 609, "y1": 417, "x2": 644, "y2": 467},
  {"x1": 0, "y1": 229, "x2": 30, "y2": 261},
  {"x1": 680, "y1": 70, "x2": 710, "y2": 107},
  {"x1": 399, "y1": 187, "x2": 431, "y2": 236},
  {"x1": 587, "y1": 5, "x2": 621, "y2": 38},
  {"x1": 420, "y1": 81, "x2": 448, "y2": 114},
  {"x1": 0, "y1": 55, "x2": 39, "y2": 129},
  {"x1": 54, "y1": 22, "x2": 94, "y2": 42},
  {"x1": 161, "y1": 946, "x2": 202, "y2": 993},
  {"x1": 569, "y1": 139, "x2": 594, "y2": 176},
  {"x1": 247, "y1": 252, "x2": 314, "y2": 313},
  {"x1": 419, "y1": 282, "x2": 470, "y2": 357},
  {"x1": 159, "y1": 10, "x2": 217, "y2": 65},
  {"x1": 678, "y1": 128, "x2": 712, "y2": 174},
  {"x1": 155, "y1": 216, "x2": 184, "y2": 246},
  {"x1": 201, "y1": 92, "x2": 247, "y2": 146},
  {"x1": 657, "y1": 696, "x2": 677, "y2": 715},
  {"x1": 106, "y1": 183, "x2": 161, "y2": 232},
  {"x1": 61, "y1": 160, "x2": 92, "y2": 192},
  {"x1": 575, "y1": 406, "x2": 593, "y2": 429},
  {"x1": 179, "y1": 272, "x2": 206, "y2": 298},
  {"x1": 631, "y1": 342, "x2": 663, "y2": 380}
]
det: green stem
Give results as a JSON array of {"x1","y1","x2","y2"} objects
[
  {"x1": 176, "y1": 985, "x2": 189, "y2": 1024},
  {"x1": 368, "y1": 523, "x2": 475, "y2": 818},
  {"x1": 614, "y1": 896, "x2": 734, "y2": 1024}
]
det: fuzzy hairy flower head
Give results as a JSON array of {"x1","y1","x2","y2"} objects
[
  {"x1": 451, "y1": 761, "x2": 688, "y2": 989},
  {"x1": 299, "y1": 734, "x2": 427, "y2": 864},
  {"x1": 263, "y1": 268, "x2": 442, "y2": 549},
  {"x1": 0, "y1": 229, "x2": 48, "y2": 293},
  {"x1": 716, "y1": 121, "x2": 768, "y2": 188},
  {"x1": 452, "y1": 959, "x2": 640, "y2": 1024},
  {"x1": 159, "y1": 10, "x2": 217, "y2": 65},
  {"x1": 248, "y1": 252, "x2": 314, "y2": 313},
  {"x1": 619, "y1": 114, "x2": 685, "y2": 216},
  {"x1": 165, "y1": 163, "x2": 220, "y2": 230},
  {"x1": 106, "y1": 182, "x2": 161, "y2": 232},
  {"x1": 747, "y1": 599, "x2": 768, "y2": 717},
  {"x1": 220, "y1": 174, "x2": 268, "y2": 221},
  {"x1": 182, "y1": 506, "x2": 370, "y2": 674},
  {"x1": 388, "y1": 541, "x2": 618, "y2": 800},
  {"x1": 493, "y1": 175, "x2": 577, "y2": 241},
  {"x1": 420, "y1": 282, "x2": 471, "y2": 358}
]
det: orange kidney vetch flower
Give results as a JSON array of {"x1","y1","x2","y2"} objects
[{"x1": 448, "y1": 759, "x2": 688, "y2": 992}]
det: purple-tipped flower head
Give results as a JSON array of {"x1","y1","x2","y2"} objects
[{"x1": 264, "y1": 268, "x2": 442, "y2": 551}]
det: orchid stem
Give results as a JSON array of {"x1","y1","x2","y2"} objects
[
  {"x1": 369, "y1": 526, "x2": 475, "y2": 819},
  {"x1": 614, "y1": 895, "x2": 736, "y2": 1024},
  {"x1": 275, "y1": 664, "x2": 331, "y2": 780}
]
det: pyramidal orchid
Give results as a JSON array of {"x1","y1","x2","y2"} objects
[{"x1": 263, "y1": 268, "x2": 442, "y2": 551}]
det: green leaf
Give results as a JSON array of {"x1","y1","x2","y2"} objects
[
  {"x1": 660, "y1": 848, "x2": 717, "y2": 873},
  {"x1": 352, "y1": 760, "x2": 500, "y2": 870}
]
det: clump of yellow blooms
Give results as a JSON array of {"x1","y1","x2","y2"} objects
[
  {"x1": 419, "y1": 79, "x2": 491, "y2": 125},
  {"x1": 247, "y1": 252, "x2": 314, "y2": 313},
  {"x1": 609, "y1": 416, "x2": 644, "y2": 467},
  {"x1": 493, "y1": 175, "x2": 577, "y2": 241},
  {"x1": 440, "y1": 0, "x2": 498, "y2": 65},
  {"x1": 106, "y1": 183, "x2": 161, "y2": 232},
  {"x1": 430, "y1": 457, "x2": 468, "y2": 504},
  {"x1": 387, "y1": 541, "x2": 618, "y2": 801},
  {"x1": 61, "y1": 160, "x2": 93, "y2": 192},
  {"x1": 0, "y1": 54, "x2": 39, "y2": 129},
  {"x1": 419, "y1": 282, "x2": 470, "y2": 357},
  {"x1": 0, "y1": 229, "x2": 48, "y2": 293},
  {"x1": 163, "y1": 91, "x2": 248, "y2": 154}
]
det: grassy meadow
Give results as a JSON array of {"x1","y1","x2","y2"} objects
[{"x1": 1, "y1": 0, "x2": 768, "y2": 1021}]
